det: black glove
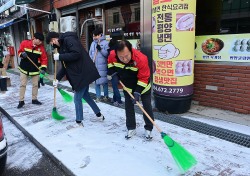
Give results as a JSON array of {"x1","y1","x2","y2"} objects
[
  {"x1": 131, "y1": 92, "x2": 141, "y2": 104},
  {"x1": 40, "y1": 67, "x2": 46, "y2": 75},
  {"x1": 40, "y1": 77, "x2": 45, "y2": 86},
  {"x1": 38, "y1": 77, "x2": 45, "y2": 88},
  {"x1": 96, "y1": 44, "x2": 101, "y2": 51},
  {"x1": 38, "y1": 67, "x2": 46, "y2": 88},
  {"x1": 20, "y1": 52, "x2": 28, "y2": 59}
]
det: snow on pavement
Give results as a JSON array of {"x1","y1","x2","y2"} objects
[
  {"x1": 2, "y1": 116, "x2": 42, "y2": 170},
  {"x1": 0, "y1": 73, "x2": 250, "y2": 176}
]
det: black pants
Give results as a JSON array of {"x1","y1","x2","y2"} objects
[
  {"x1": 0, "y1": 77, "x2": 7, "y2": 91},
  {"x1": 123, "y1": 91, "x2": 154, "y2": 131}
]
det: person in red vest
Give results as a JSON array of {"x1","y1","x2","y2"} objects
[
  {"x1": 17, "y1": 32, "x2": 48, "y2": 108},
  {"x1": 108, "y1": 40, "x2": 154, "y2": 140}
]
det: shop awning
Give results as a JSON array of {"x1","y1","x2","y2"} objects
[
  {"x1": 15, "y1": 0, "x2": 36, "y2": 5},
  {"x1": 0, "y1": 0, "x2": 15, "y2": 14},
  {"x1": 0, "y1": 0, "x2": 37, "y2": 14},
  {"x1": 0, "y1": 18, "x2": 26, "y2": 29},
  {"x1": 0, "y1": 19, "x2": 14, "y2": 29}
]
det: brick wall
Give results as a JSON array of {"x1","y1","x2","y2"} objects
[
  {"x1": 30, "y1": 0, "x2": 85, "y2": 17},
  {"x1": 79, "y1": 11, "x2": 87, "y2": 49},
  {"x1": 29, "y1": 0, "x2": 50, "y2": 17},
  {"x1": 194, "y1": 62, "x2": 250, "y2": 114},
  {"x1": 54, "y1": 0, "x2": 83, "y2": 9},
  {"x1": 78, "y1": 8, "x2": 103, "y2": 50}
]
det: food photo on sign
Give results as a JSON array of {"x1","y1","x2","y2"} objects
[
  {"x1": 232, "y1": 39, "x2": 250, "y2": 52},
  {"x1": 201, "y1": 38, "x2": 224, "y2": 55},
  {"x1": 175, "y1": 60, "x2": 192, "y2": 77},
  {"x1": 176, "y1": 13, "x2": 195, "y2": 31}
]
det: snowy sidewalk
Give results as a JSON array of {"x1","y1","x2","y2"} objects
[{"x1": 1, "y1": 73, "x2": 250, "y2": 176}]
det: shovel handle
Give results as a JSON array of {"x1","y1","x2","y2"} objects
[
  {"x1": 119, "y1": 81, "x2": 162, "y2": 133},
  {"x1": 53, "y1": 49, "x2": 58, "y2": 108},
  {"x1": 26, "y1": 55, "x2": 53, "y2": 82}
]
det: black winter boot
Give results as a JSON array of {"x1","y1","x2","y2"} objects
[
  {"x1": 32, "y1": 99, "x2": 42, "y2": 105},
  {"x1": 17, "y1": 101, "x2": 25, "y2": 109}
]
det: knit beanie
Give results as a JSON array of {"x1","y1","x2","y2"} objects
[
  {"x1": 46, "y1": 32, "x2": 60, "y2": 44},
  {"x1": 34, "y1": 32, "x2": 44, "y2": 41}
]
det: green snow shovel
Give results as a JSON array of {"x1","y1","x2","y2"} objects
[
  {"x1": 120, "y1": 81, "x2": 197, "y2": 173},
  {"x1": 52, "y1": 58, "x2": 66, "y2": 120}
]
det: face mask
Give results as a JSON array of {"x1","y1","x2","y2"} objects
[{"x1": 52, "y1": 44, "x2": 60, "y2": 49}]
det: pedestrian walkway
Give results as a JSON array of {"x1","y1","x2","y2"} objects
[
  {"x1": 1, "y1": 71, "x2": 250, "y2": 176},
  {"x1": 3, "y1": 69, "x2": 250, "y2": 146},
  {"x1": 185, "y1": 103, "x2": 250, "y2": 126}
]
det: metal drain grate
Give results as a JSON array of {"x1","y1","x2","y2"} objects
[{"x1": 155, "y1": 113, "x2": 250, "y2": 148}]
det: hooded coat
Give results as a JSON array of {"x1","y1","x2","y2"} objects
[
  {"x1": 56, "y1": 32, "x2": 100, "y2": 91},
  {"x1": 89, "y1": 35, "x2": 109, "y2": 85}
]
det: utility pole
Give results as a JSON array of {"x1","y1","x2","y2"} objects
[{"x1": 26, "y1": 8, "x2": 31, "y2": 39}]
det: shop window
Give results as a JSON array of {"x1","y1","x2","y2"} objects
[
  {"x1": 231, "y1": 0, "x2": 241, "y2": 12},
  {"x1": 106, "y1": 2, "x2": 141, "y2": 50},
  {"x1": 240, "y1": 0, "x2": 250, "y2": 12},
  {"x1": 135, "y1": 8, "x2": 140, "y2": 21},
  {"x1": 222, "y1": 0, "x2": 231, "y2": 14},
  {"x1": 196, "y1": 0, "x2": 250, "y2": 35},
  {"x1": 113, "y1": 12, "x2": 120, "y2": 24}
]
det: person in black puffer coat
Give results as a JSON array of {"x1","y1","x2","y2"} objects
[{"x1": 46, "y1": 32, "x2": 105, "y2": 127}]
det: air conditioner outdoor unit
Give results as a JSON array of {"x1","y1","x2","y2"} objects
[
  {"x1": 60, "y1": 16, "x2": 76, "y2": 33},
  {"x1": 49, "y1": 21, "x2": 59, "y2": 32}
]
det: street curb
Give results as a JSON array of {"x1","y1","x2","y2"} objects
[{"x1": 0, "y1": 106, "x2": 75, "y2": 176}]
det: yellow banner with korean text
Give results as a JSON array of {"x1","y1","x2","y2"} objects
[
  {"x1": 195, "y1": 34, "x2": 250, "y2": 62},
  {"x1": 152, "y1": 0, "x2": 196, "y2": 97}
]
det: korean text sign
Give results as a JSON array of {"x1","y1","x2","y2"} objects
[
  {"x1": 152, "y1": 0, "x2": 196, "y2": 97},
  {"x1": 195, "y1": 34, "x2": 250, "y2": 63}
]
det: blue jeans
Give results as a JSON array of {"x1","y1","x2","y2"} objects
[
  {"x1": 74, "y1": 86, "x2": 100, "y2": 121},
  {"x1": 111, "y1": 75, "x2": 122, "y2": 103},
  {"x1": 95, "y1": 83, "x2": 108, "y2": 98}
]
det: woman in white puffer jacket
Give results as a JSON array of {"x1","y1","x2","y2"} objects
[{"x1": 89, "y1": 29, "x2": 109, "y2": 102}]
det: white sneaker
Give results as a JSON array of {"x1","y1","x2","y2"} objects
[
  {"x1": 66, "y1": 122, "x2": 84, "y2": 130},
  {"x1": 113, "y1": 101, "x2": 119, "y2": 106},
  {"x1": 102, "y1": 96, "x2": 109, "y2": 102},
  {"x1": 113, "y1": 101, "x2": 122, "y2": 107},
  {"x1": 90, "y1": 114, "x2": 105, "y2": 122},
  {"x1": 95, "y1": 98, "x2": 101, "y2": 103},
  {"x1": 125, "y1": 130, "x2": 136, "y2": 139},
  {"x1": 145, "y1": 130, "x2": 153, "y2": 140}
]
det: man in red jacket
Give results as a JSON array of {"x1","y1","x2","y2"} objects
[
  {"x1": 108, "y1": 40, "x2": 154, "y2": 140},
  {"x1": 17, "y1": 32, "x2": 48, "y2": 108}
]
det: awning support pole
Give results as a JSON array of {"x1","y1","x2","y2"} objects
[{"x1": 15, "y1": 4, "x2": 51, "y2": 14}]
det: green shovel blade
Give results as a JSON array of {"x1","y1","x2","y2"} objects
[
  {"x1": 52, "y1": 107, "x2": 66, "y2": 120},
  {"x1": 161, "y1": 132, "x2": 197, "y2": 172},
  {"x1": 58, "y1": 88, "x2": 73, "y2": 103}
]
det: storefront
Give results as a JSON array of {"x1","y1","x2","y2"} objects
[
  {"x1": 141, "y1": 0, "x2": 250, "y2": 114},
  {"x1": 0, "y1": 1, "x2": 28, "y2": 69},
  {"x1": 3, "y1": 0, "x2": 248, "y2": 114},
  {"x1": 105, "y1": 1, "x2": 140, "y2": 49},
  {"x1": 78, "y1": 0, "x2": 140, "y2": 50},
  {"x1": 193, "y1": 0, "x2": 250, "y2": 114}
]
